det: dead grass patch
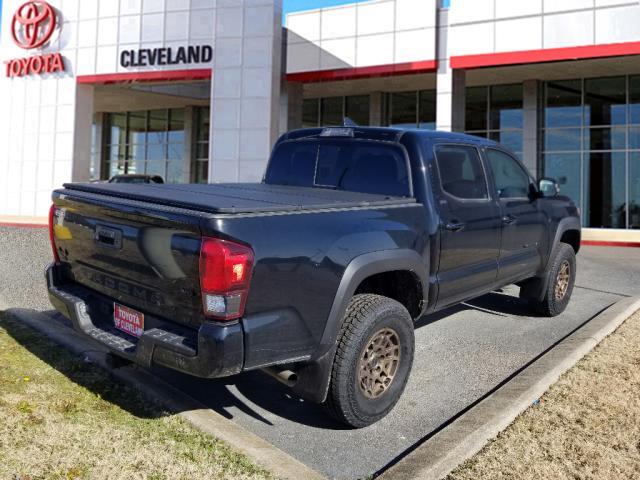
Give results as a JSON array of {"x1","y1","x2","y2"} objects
[
  {"x1": 448, "y1": 311, "x2": 640, "y2": 480},
  {"x1": 0, "y1": 312, "x2": 272, "y2": 480}
]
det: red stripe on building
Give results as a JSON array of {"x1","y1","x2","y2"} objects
[
  {"x1": 77, "y1": 69, "x2": 212, "y2": 85},
  {"x1": 286, "y1": 60, "x2": 438, "y2": 83},
  {"x1": 581, "y1": 240, "x2": 640, "y2": 248},
  {"x1": 450, "y1": 41, "x2": 640, "y2": 69}
]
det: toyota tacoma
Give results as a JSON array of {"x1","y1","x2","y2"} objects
[{"x1": 46, "y1": 126, "x2": 581, "y2": 428}]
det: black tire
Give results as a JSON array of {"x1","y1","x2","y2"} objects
[
  {"x1": 324, "y1": 294, "x2": 414, "y2": 428},
  {"x1": 529, "y1": 243, "x2": 576, "y2": 317}
]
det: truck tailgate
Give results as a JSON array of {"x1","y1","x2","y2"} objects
[{"x1": 51, "y1": 190, "x2": 204, "y2": 329}]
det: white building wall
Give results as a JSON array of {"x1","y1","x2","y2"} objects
[
  {"x1": 0, "y1": 0, "x2": 282, "y2": 218},
  {"x1": 449, "y1": 0, "x2": 640, "y2": 57},
  {"x1": 210, "y1": 0, "x2": 283, "y2": 183},
  {"x1": 285, "y1": 0, "x2": 437, "y2": 74}
]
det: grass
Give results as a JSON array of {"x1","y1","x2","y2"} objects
[
  {"x1": 0, "y1": 312, "x2": 273, "y2": 480},
  {"x1": 447, "y1": 310, "x2": 640, "y2": 480}
]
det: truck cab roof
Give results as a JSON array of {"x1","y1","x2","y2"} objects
[{"x1": 278, "y1": 126, "x2": 500, "y2": 148}]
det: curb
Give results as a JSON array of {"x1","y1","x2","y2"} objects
[
  {"x1": 2, "y1": 305, "x2": 326, "y2": 480},
  {"x1": 379, "y1": 295, "x2": 640, "y2": 480}
]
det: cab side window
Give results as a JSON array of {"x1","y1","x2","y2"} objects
[
  {"x1": 434, "y1": 145, "x2": 488, "y2": 200},
  {"x1": 485, "y1": 149, "x2": 531, "y2": 199}
]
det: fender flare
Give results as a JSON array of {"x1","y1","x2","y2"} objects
[
  {"x1": 292, "y1": 249, "x2": 428, "y2": 403},
  {"x1": 547, "y1": 216, "x2": 581, "y2": 269},
  {"x1": 521, "y1": 217, "x2": 581, "y2": 302}
]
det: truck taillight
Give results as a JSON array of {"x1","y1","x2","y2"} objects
[
  {"x1": 199, "y1": 237, "x2": 254, "y2": 321},
  {"x1": 48, "y1": 203, "x2": 60, "y2": 263}
]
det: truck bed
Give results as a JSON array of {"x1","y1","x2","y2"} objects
[{"x1": 63, "y1": 182, "x2": 415, "y2": 215}]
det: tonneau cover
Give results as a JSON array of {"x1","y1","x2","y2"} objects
[{"x1": 62, "y1": 182, "x2": 416, "y2": 214}]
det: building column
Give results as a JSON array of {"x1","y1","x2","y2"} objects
[
  {"x1": 435, "y1": 8, "x2": 465, "y2": 132},
  {"x1": 369, "y1": 92, "x2": 384, "y2": 126},
  {"x1": 522, "y1": 80, "x2": 540, "y2": 178},
  {"x1": 209, "y1": 0, "x2": 283, "y2": 184},
  {"x1": 280, "y1": 81, "x2": 303, "y2": 133},
  {"x1": 71, "y1": 84, "x2": 95, "y2": 183}
]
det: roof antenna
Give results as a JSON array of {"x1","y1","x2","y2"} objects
[{"x1": 343, "y1": 117, "x2": 359, "y2": 127}]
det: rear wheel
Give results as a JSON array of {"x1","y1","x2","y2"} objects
[
  {"x1": 529, "y1": 243, "x2": 576, "y2": 317},
  {"x1": 324, "y1": 294, "x2": 414, "y2": 428}
]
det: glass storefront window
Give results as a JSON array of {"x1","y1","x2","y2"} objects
[
  {"x1": 345, "y1": 95, "x2": 370, "y2": 126},
  {"x1": 545, "y1": 80, "x2": 582, "y2": 128},
  {"x1": 147, "y1": 109, "x2": 168, "y2": 143},
  {"x1": 302, "y1": 99, "x2": 319, "y2": 128},
  {"x1": 465, "y1": 86, "x2": 487, "y2": 131},
  {"x1": 489, "y1": 130, "x2": 523, "y2": 153},
  {"x1": 321, "y1": 97, "x2": 343, "y2": 126},
  {"x1": 543, "y1": 76, "x2": 640, "y2": 229},
  {"x1": 109, "y1": 113, "x2": 127, "y2": 145},
  {"x1": 419, "y1": 90, "x2": 436, "y2": 130},
  {"x1": 193, "y1": 107, "x2": 210, "y2": 184},
  {"x1": 584, "y1": 127, "x2": 626, "y2": 151},
  {"x1": 128, "y1": 111, "x2": 147, "y2": 144},
  {"x1": 545, "y1": 128, "x2": 581, "y2": 152},
  {"x1": 465, "y1": 84, "x2": 523, "y2": 158},
  {"x1": 168, "y1": 108, "x2": 185, "y2": 143},
  {"x1": 585, "y1": 152, "x2": 627, "y2": 229},
  {"x1": 490, "y1": 84, "x2": 523, "y2": 130},
  {"x1": 389, "y1": 91, "x2": 418, "y2": 129},
  {"x1": 303, "y1": 96, "x2": 371, "y2": 127},
  {"x1": 543, "y1": 153, "x2": 581, "y2": 208},
  {"x1": 385, "y1": 90, "x2": 436, "y2": 129},
  {"x1": 629, "y1": 77, "x2": 640, "y2": 125},
  {"x1": 630, "y1": 153, "x2": 640, "y2": 229},
  {"x1": 103, "y1": 109, "x2": 188, "y2": 184},
  {"x1": 584, "y1": 77, "x2": 626, "y2": 126}
]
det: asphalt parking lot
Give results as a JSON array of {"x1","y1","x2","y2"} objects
[{"x1": 1, "y1": 225, "x2": 639, "y2": 479}]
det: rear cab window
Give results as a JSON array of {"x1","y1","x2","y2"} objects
[
  {"x1": 433, "y1": 144, "x2": 489, "y2": 200},
  {"x1": 265, "y1": 139, "x2": 412, "y2": 197}
]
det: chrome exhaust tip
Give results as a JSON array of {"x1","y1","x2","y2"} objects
[{"x1": 262, "y1": 366, "x2": 298, "y2": 387}]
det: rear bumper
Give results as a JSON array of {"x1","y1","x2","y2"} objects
[{"x1": 45, "y1": 263, "x2": 244, "y2": 378}]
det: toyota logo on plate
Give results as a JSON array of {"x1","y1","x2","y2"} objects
[{"x1": 11, "y1": 1, "x2": 57, "y2": 50}]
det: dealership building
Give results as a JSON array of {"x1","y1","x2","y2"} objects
[{"x1": 1, "y1": 0, "x2": 640, "y2": 240}]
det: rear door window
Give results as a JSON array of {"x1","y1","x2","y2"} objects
[
  {"x1": 434, "y1": 145, "x2": 489, "y2": 200},
  {"x1": 265, "y1": 140, "x2": 411, "y2": 197}
]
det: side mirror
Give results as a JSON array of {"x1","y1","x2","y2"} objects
[{"x1": 539, "y1": 178, "x2": 559, "y2": 198}]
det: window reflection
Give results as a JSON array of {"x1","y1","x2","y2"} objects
[
  {"x1": 543, "y1": 153, "x2": 581, "y2": 208},
  {"x1": 386, "y1": 90, "x2": 436, "y2": 129},
  {"x1": 490, "y1": 84, "x2": 523, "y2": 130},
  {"x1": 545, "y1": 80, "x2": 582, "y2": 128},
  {"x1": 584, "y1": 77, "x2": 626, "y2": 126},
  {"x1": 303, "y1": 95, "x2": 371, "y2": 127},
  {"x1": 103, "y1": 109, "x2": 188, "y2": 184},
  {"x1": 192, "y1": 107, "x2": 210, "y2": 183},
  {"x1": 465, "y1": 84, "x2": 523, "y2": 159},
  {"x1": 321, "y1": 97, "x2": 343, "y2": 126},
  {"x1": 630, "y1": 153, "x2": 640, "y2": 229},
  {"x1": 585, "y1": 153, "x2": 626, "y2": 229},
  {"x1": 345, "y1": 95, "x2": 370, "y2": 126},
  {"x1": 543, "y1": 76, "x2": 640, "y2": 229}
]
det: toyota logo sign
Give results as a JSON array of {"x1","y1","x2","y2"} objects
[{"x1": 11, "y1": 1, "x2": 57, "y2": 50}]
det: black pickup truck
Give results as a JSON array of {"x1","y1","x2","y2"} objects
[{"x1": 46, "y1": 127, "x2": 581, "y2": 428}]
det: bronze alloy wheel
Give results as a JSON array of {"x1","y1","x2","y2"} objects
[
  {"x1": 555, "y1": 260, "x2": 571, "y2": 301},
  {"x1": 358, "y1": 328, "x2": 401, "y2": 399}
]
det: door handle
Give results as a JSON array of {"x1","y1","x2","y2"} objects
[
  {"x1": 502, "y1": 214, "x2": 517, "y2": 225},
  {"x1": 445, "y1": 222, "x2": 465, "y2": 232}
]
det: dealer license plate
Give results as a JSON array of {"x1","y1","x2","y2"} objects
[{"x1": 113, "y1": 303, "x2": 144, "y2": 338}]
